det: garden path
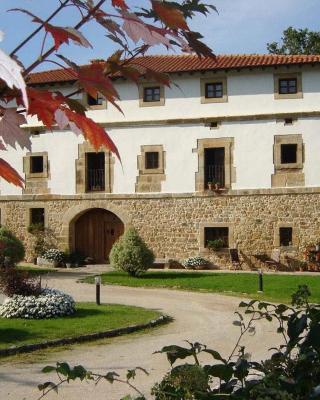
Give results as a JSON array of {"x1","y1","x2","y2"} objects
[{"x1": 0, "y1": 268, "x2": 281, "y2": 400}]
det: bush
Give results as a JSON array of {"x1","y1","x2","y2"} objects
[
  {"x1": 110, "y1": 228, "x2": 154, "y2": 277},
  {"x1": 0, "y1": 226, "x2": 25, "y2": 265},
  {"x1": 152, "y1": 364, "x2": 209, "y2": 400},
  {"x1": 43, "y1": 249, "x2": 65, "y2": 263},
  {"x1": 0, "y1": 288, "x2": 75, "y2": 319},
  {"x1": 182, "y1": 256, "x2": 209, "y2": 270},
  {"x1": 0, "y1": 267, "x2": 41, "y2": 297}
]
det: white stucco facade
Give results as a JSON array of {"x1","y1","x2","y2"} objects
[{"x1": 1, "y1": 64, "x2": 320, "y2": 196}]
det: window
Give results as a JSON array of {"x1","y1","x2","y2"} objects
[
  {"x1": 204, "y1": 227, "x2": 229, "y2": 248},
  {"x1": 87, "y1": 93, "x2": 104, "y2": 106},
  {"x1": 30, "y1": 156, "x2": 44, "y2": 173},
  {"x1": 281, "y1": 144, "x2": 297, "y2": 164},
  {"x1": 201, "y1": 77, "x2": 227, "y2": 104},
  {"x1": 145, "y1": 152, "x2": 159, "y2": 169},
  {"x1": 205, "y1": 82, "x2": 223, "y2": 99},
  {"x1": 30, "y1": 208, "x2": 45, "y2": 227},
  {"x1": 274, "y1": 73, "x2": 302, "y2": 99},
  {"x1": 84, "y1": 92, "x2": 106, "y2": 109},
  {"x1": 204, "y1": 147, "x2": 225, "y2": 188},
  {"x1": 143, "y1": 86, "x2": 160, "y2": 103},
  {"x1": 279, "y1": 78, "x2": 297, "y2": 95},
  {"x1": 284, "y1": 118, "x2": 293, "y2": 125},
  {"x1": 139, "y1": 83, "x2": 164, "y2": 107},
  {"x1": 279, "y1": 227, "x2": 293, "y2": 247},
  {"x1": 86, "y1": 152, "x2": 105, "y2": 192}
]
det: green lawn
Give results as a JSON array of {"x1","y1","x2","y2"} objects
[
  {"x1": 17, "y1": 265, "x2": 56, "y2": 275},
  {"x1": 83, "y1": 271, "x2": 320, "y2": 304},
  {"x1": 0, "y1": 303, "x2": 160, "y2": 350}
]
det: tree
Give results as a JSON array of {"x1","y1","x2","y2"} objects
[
  {"x1": 267, "y1": 26, "x2": 320, "y2": 55},
  {"x1": 0, "y1": 0, "x2": 216, "y2": 188}
]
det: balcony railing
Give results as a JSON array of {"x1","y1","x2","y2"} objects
[
  {"x1": 206, "y1": 164, "x2": 225, "y2": 187},
  {"x1": 87, "y1": 168, "x2": 105, "y2": 192}
]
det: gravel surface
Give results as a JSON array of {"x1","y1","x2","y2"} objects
[{"x1": 0, "y1": 268, "x2": 281, "y2": 400}]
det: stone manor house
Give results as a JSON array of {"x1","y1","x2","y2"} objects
[{"x1": 1, "y1": 53, "x2": 320, "y2": 266}]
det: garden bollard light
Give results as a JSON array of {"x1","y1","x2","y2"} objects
[
  {"x1": 258, "y1": 269, "x2": 263, "y2": 293},
  {"x1": 95, "y1": 276, "x2": 101, "y2": 305}
]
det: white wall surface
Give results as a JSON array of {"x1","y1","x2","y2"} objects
[
  {"x1": 1, "y1": 67, "x2": 320, "y2": 195},
  {"x1": 1, "y1": 117, "x2": 320, "y2": 195}
]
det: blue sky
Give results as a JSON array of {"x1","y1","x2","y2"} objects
[{"x1": 0, "y1": 0, "x2": 319, "y2": 71}]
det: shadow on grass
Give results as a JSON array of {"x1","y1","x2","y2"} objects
[
  {"x1": 69, "y1": 308, "x2": 106, "y2": 318},
  {"x1": 135, "y1": 272, "x2": 220, "y2": 280},
  {"x1": 0, "y1": 328, "x2": 32, "y2": 343}
]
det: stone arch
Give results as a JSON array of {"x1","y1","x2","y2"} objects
[{"x1": 60, "y1": 201, "x2": 131, "y2": 252}]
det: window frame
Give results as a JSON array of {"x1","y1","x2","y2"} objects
[
  {"x1": 199, "y1": 222, "x2": 234, "y2": 253},
  {"x1": 274, "y1": 72, "x2": 303, "y2": 100},
  {"x1": 23, "y1": 152, "x2": 49, "y2": 179},
  {"x1": 84, "y1": 92, "x2": 107, "y2": 110},
  {"x1": 273, "y1": 135, "x2": 304, "y2": 170},
  {"x1": 201, "y1": 77, "x2": 228, "y2": 104},
  {"x1": 139, "y1": 82, "x2": 165, "y2": 107}
]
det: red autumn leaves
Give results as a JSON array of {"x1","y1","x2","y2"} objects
[{"x1": 0, "y1": 1, "x2": 215, "y2": 187}]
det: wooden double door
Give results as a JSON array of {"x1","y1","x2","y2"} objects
[{"x1": 75, "y1": 208, "x2": 124, "y2": 263}]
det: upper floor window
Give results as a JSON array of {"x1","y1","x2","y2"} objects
[
  {"x1": 139, "y1": 83, "x2": 165, "y2": 107},
  {"x1": 30, "y1": 156, "x2": 44, "y2": 173},
  {"x1": 84, "y1": 92, "x2": 106, "y2": 109},
  {"x1": 201, "y1": 77, "x2": 227, "y2": 104},
  {"x1": 144, "y1": 87, "x2": 160, "y2": 102},
  {"x1": 145, "y1": 151, "x2": 159, "y2": 169},
  {"x1": 279, "y1": 78, "x2": 297, "y2": 95},
  {"x1": 281, "y1": 144, "x2": 297, "y2": 164},
  {"x1": 205, "y1": 82, "x2": 223, "y2": 99},
  {"x1": 274, "y1": 73, "x2": 302, "y2": 100}
]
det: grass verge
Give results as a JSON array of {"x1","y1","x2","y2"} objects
[
  {"x1": 17, "y1": 264, "x2": 56, "y2": 275},
  {"x1": 83, "y1": 270, "x2": 320, "y2": 303},
  {"x1": 0, "y1": 303, "x2": 160, "y2": 350}
]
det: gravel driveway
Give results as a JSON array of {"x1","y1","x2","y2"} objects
[{"x1": 0, "y1": 269, "x2": 281, "y2": 400}]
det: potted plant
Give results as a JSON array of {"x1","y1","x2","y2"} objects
[
  {"x1": 27, "y1": 223, "x2": 45, "y2": 264},
  {"x1": 182, "y1": 256, "x2": 209, "y2": 270},
  {"x1": 42, "y1": 249, "x2": 65, "y2": 268},
  {"x1": 207, "y1": 238, "x2": 225, "y2": 251},
  {"x1": 207, "y1": 181, "x2": 213, "y2": 191},
  {"x1": 63, "y1": 250, "x2": 72, "y2": 268}
]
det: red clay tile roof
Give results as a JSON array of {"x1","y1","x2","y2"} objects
[{"x1": 28, "y1": 54, "x2": 320, "y2": 85}]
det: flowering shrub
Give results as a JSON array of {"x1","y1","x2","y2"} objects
[
  {"x1": 0, "y1": 288, "x2": 75, "y2": 319},
  {"x1": 182, "y1": 256, "x2": 209, "y2": 270},
  {"x1": 43, "y1": 249, "x2": 65, "y2": 263}
]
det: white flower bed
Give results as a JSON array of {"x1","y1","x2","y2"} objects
[
  {"x1": 0, "y1": 288, "x2": 75, "y2": 319},
  {"x1": 182, "y1": 256, "x2": 209, "y2": 270}
]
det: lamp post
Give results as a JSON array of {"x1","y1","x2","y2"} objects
[
  {"x1": 258, "y1": 269, "x2": 263, "y2": 293},
  {"x1": 95, "y1": 276, "x2": 101, "y2": 305}
]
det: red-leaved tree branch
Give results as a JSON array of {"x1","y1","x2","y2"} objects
[{"x1": 0, "y1": 0, "x2": 216, "y2": 187}]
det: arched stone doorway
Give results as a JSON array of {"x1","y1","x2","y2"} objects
[{"x1": 74, "y1": 208, "x2": 124, "y2": 263}]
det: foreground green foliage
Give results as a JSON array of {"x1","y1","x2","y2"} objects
[
  {"x1": 0, "y1": 303, "x2": 160, "y2": 350},
  {"x1": 17, "y1": 265, "x2": 56, "y2": 275},
  {"x1": 39, "y1": 286, "x2": 320, "y2": 400},
  {"x1": 0, "y1": 226, "x2": 25, "y2": 265},
  {"x1": 110, "y1": 228, "x2": 154, "y2": 277},
  {"x1": 83, "y1": 271, "x2": 320, "y2": 303}
]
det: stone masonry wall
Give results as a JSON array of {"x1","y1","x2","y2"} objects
[{"x1": 1, "y1": 190, "x2": 319, "y2": 268}]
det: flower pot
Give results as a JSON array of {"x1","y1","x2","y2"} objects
[
  {"x1": 207, "y1": 183, "x2": 213, "y2": 191},
  {"x1": 66, "y1": 263, "x2": 72, "y2": 269}
]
